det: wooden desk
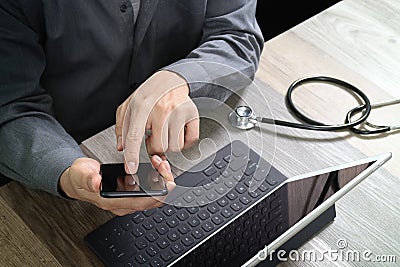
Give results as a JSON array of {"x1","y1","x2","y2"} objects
[{"x1": 1, "y1": 0, "x2": 399, "y2": 266}]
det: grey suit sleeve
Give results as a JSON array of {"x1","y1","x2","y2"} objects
[
  {"x1": 0, "y1": 6, "x2": 86, "y2": 196},
  {"x1": 164, "y1": 0, "x2": 264, "y2": 102}
]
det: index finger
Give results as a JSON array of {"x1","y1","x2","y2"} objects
[{"x1": 123, "y1": 101, "x2": 149, "y2": 174}]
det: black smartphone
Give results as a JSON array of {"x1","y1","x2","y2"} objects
[{"x1": 100, "y1": 163, "x2": 168, "y2": 198}]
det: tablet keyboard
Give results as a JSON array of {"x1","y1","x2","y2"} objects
[{"x1": 85, "y1": 140, "x2": 289, "y2": 266}]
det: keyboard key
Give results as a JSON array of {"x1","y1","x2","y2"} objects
[
  {"x1": 146, "y1": 232, "x2": 159, "y2": 242},
  {"x1": 188, "y1": 217, "x2": 200, "y2": 227},
  {"x1": 153, "y1": 213, "x2": 166, "y2": 223},
  {"x1": 196, "y1": 198, "x2": 207, "y2": 206},
  {"x1": 269, "y1": 206, "x2": 282, "y2": 219},
  {"x1": 116, "y1": 243, "x2": 137, "y2": 263},
  {"x1": 167, "y1": 231, "x2": 179, "y2": 242},
  {"x1": 235, "y1": 184, "x2": 247, "y2": 194},
  {"x1": 192, "y1": 229, "x2": 204, "y2": 239},
  {"x1": 132, "y1": 225, "x2": 145, "y2": 237},
  {"x1": 245, "y1": 162, "x2": 257, "y2": 176},
  {"x1": 248, "y1": 190, "x2": 260, "y2": 198},
  {"x1": 266, "y1": 176, "x2": 278, "y2": 186},
  {"x1": 203, "y1": 166, "x2": 217, "y2": 176},
  {"x1": 207, "y1": 203, "x2": 220, "y2": 214},
  {"x1": 166, "y1": 218, "x2": 179, "y2": 228},
  {"x1": 143, "y1": 220, "x2": 156, "y2": 230},
  {"x1": 211, "y1": 215, "x2": 224, "y2": 225},
  {"x1": 214, "y1": 160, "x2": 226, "y2": 169},
  {"x1": 143, "y1": 209, "x2": 157, "y2": 217},
  {"x1": 163, "y1": 207, "x2": 176, "y2": 216},
  {"x1": 230, "y1": 202, "x2": 242, "y2": 211},
  {"x1": 227, "y1": 192, "x2": 238, "y2": 200},
  {"x1": 182, "y1": 235, "x2": 195, "y2": 246},
  {"x1": 157, "y1": 238, "x2": 170, "y2": 249},
  {"x1": 183, "y1": 194, "x2": 195, "y2": 203},
  {"x1": 202, "y1": 182, "x2": 213, "y2": 190},
  {"x1": 146, "y1": 245, "x2": 159, "y2": 257},
  {"x1": 244, "y1": 179, "x2": 256, "y2": 188},
  {"x1": 206, "y1": 192, "x2": 218, "y2": 201},
  {"x1": 160, "y1": 250, "x2": 173, "y2": 262},
  {"x1": 270, "y1": 197, "x2": 282, "y2": 208},
  {"x1": 211, "y1": 175, "x2": 223, "y2": 184},
  {"x1": 217, "y1": 197, "x2": 228, "y2": 207},
  {"x1": 176, "y1": 210, "x2": 190, "y2": 221},
  {"x1": 135, "y1": 238, "x2": 148, "y2": 250},
  {"x1": 187, "y1": 206, "x2": 199, "y2": 214},
  {"x1": 198, "y1": 210, "x2": 210, "y2": 220},
  {"x1": 221, "y1": 208, "x2": 233, "y2": 218},
  {"x1": 156, "y1": 224, "x2": 168, "y2": 235},
  {"x1": 224, "y1": 178, "x2": 235, "y2": 188},
  {"x1": 178, "y1": 223, "x2": 190, "y2": 234},
  {"x1": 253, "y1": 168, "x2": 268, "y2": 181},
  {"x1": 223, "y1": 155, "x2": 231, "y2": 163},
  {"x1": 150, "y1": 258, "x2": 163, "y2": 267},
  {"x1": 192, "y1": 187, "x2": 205, "y2": 196},
  {"x1": 173, "y1": 199, "x2": 184, "y2": 208},
  {"x1": 110, "y1": 227, "x2": 124, "y2": 239},
  {"x1": 258, "y1": 183, "x2": 269, "y2": 192},
  {"x1": 135, "y1": 253, "x2": 148, "y2": 264},
  {"x1": 132, "y1": 213, "x2": 144, "y2": 224},
  {"x1": 232, "y1": 147, "x2": 244, "y2": 157},
  {"x1": 221, "y1": 169, "x2": 233, "y2": 178},
  {"x1": 229, "y1": 157, "x2": 247, "y2": 172},
  {"x1": 171, "y1": 243, "x2": 184, "y2": 254},
  {"x1": 201, "y1": 222, "x2": 214, "y2": 232},
  {"x1": 121, "y1": 221, "x2": 133, "y2": 231},
  {"x1": 233, "y1": 173, "x2": 243, "y2": 182},
  {"x1": 239, "y1": 196, "x2": 251, "y2": 205}
]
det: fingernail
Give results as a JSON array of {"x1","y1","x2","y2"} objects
[
  {"x1": 153, "y1": 155, "x2": 162, "y2": 164},
  {"x1": 116, "y1": 136, "x2": 122, "y2": 150},
  {"x1": 126, "y1": 175, "x2": 136, "y2": 185},
  {"x1": 127, "y1": 161, "x2": 136, "y2": 174},
  {"x1": 165, "y1": 161, "x2": 171, "y2": 173}
]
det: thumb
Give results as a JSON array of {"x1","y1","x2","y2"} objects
[
  {"x1": 81, "y1": 159, "x2": 102, "y2": 193},
  {"x1": 86, "y1": 171, "x2": 102, "y2": 193}
]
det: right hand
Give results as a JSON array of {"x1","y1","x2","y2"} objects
[{"x1": 59, "y1": 155, "x2": 175, "y2": 216}]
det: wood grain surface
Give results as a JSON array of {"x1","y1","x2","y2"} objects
[{"x1": 0, "y1": 0, "x2": 399, "y2": 266}]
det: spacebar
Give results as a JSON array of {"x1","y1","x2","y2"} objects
[{"x1": 174, "y1": 172, "x2": 206, "y2": 187}]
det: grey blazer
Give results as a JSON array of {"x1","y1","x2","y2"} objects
[{"x1": 0, "y1": 0, "x2": 264, "y2": 196}]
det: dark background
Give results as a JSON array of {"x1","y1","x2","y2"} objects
[{"x1": 256, "y1": 1, "x2": 341, "y2": 41}]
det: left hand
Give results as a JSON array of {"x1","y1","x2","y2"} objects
[{"x1": 115, "y1": 70, "x2": 200, "y2": 174}]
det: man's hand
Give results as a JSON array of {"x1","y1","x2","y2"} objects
[
  {"x1": 59, "y1": 155, "x2": 175, "y2": 216},
  {"x1": 115, "y1": 70, "x2": 199, "y2": 174}
]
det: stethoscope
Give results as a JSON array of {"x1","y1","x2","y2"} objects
[{"x1": 229, "y1": 76, "x2": 400, "y2": 135}]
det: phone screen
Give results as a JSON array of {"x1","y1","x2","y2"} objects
[{"x1": 100, "y1": 163, "x2": 168, "y2": 197}]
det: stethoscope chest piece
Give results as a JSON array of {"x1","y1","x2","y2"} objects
[{"x1": 229, "y1": 106, "x2": 258, "y2": 130}]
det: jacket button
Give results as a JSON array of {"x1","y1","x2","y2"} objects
[{"x1": 120, "y1": 3, "x2": 128, "y2": 12}]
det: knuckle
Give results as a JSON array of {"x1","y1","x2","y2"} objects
[
  {"x1": 168, "y1": 146, "x2": 180, "y2": 153},
  {"x1": 126, "y1": 131, "x2": 142, "y2": 143},
  {"x1": 151, "y1": 145, "x2": 166, "y2": 154}
]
